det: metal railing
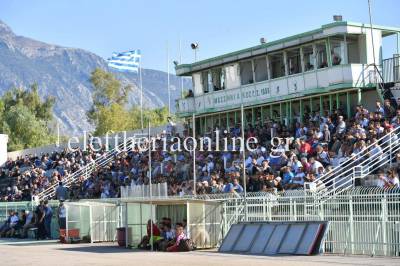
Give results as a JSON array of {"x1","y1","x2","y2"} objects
[
  {"x1": 311, "y1": 126, "x2": 400, "y2": 200},
  {"x1": 382, "y1": 55, "x2": 400, "y2": 83},
  {"x1": 36, "y1": 138, "x2": 136, "y2": 200}
]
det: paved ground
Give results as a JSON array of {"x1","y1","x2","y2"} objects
[{"x1": 0, "y1": 242, "x2": 399, "y2": 266}]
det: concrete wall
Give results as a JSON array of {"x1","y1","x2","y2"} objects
[{"x1": 0, "y1": 134, "x2": 8, "y2": 166}]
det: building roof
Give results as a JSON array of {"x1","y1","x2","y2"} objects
[{"x1": 175, "y1": 21, "x2": 400, "y2": 76}]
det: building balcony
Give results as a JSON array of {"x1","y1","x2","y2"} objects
[{"x1": 176, "y1": 63, "x2": 378, "y2": 116}]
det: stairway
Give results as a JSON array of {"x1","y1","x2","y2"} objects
[
  {"x1": 35, "y1": 137, "x2": 137, "y2": 200},
  {"x1": 310, "y1": 126, "x2": 400, "y2": 201}
]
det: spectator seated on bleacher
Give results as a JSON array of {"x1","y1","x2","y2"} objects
[{"x1": 1, "y1": 100, "x2": 400, "y2": 201}]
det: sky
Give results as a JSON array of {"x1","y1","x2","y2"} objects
[{"x1": 0, "y1": 0, "x2": 399, "y2": 72}]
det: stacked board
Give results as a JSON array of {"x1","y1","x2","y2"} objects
[{"x1": 219, "y1": 221, "x2": 329, "y2": 256}]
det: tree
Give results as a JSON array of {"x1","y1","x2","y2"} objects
[
  {"x1": 0, "y1": 84, "x2": 56, "y2": 151},
  {"x1": 88, "y1": 68, "x2": 132, "y2": 135},
  {"x1": 89, "y1": 68, "x2": 171, "y2": 135}
]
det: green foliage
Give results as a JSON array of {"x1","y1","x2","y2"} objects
[
  {"x1": 89, "y1": 68, "x2": 171, "y2": 135},
  {"x1": 0, "y1": 84, "x2": 56, "y2": 151}
]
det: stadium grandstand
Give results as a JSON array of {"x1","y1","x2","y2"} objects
[{"x1": 1, "y1": 19, "x2": 400, "y2": 258}]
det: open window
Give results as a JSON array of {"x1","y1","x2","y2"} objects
[
  {"x1": 302, "y1": 45, "x2": 315, "y2": 71},
  {"x1": 201, "y1": 71, "x2": 209, "y2": 93},
  {"x1": 240, "y1": 61, "x2": 254, "y2": 85},
  {"x1": 287, "y1": 48, "x2": 301, "y2": 75},
  {"x1": 211, "y1": 68, "x2": 225, "y2": 91},
  {"x1": 270, "y1": 53, "x2": 285, "y2": 79},
  {"x1": 254, "y1": 57, "x2": 268, "y2": 82},
  {"x1": 330, "y1": 36, "x2": 345, "y2": 65},
  {"x1": 316, "y1": 42, "x2": 328, "y2": 69}
]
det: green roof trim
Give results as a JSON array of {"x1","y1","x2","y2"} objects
[{"x1": 175, "y1": 21, "x2": 400, "y2": 76}]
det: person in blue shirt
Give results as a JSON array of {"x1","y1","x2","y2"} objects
[
  {"x1": 224, "y1": 177, "x2": 244, "y2": 193},
  {"x1": 281, "y1": 166, "x2": 295, "y2": 188}
]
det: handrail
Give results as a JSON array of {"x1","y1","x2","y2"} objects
[
  {"x1": 36, "y1": 137, "x2": 136, "y2": 200},
  {"x1": 313, "y1": 127, "x2": 400, "y2": 199},
  {"x1": 314, "y1": 126, "x2": 400, "y2": 185}
]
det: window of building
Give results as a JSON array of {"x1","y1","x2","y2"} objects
[
  {"x1": 207, "y1": 71, "x2": 213, "y2": 92},
  {"x1": 225, "y1": 64, "x2": 240, "y2": 89},
  {"x1": 254, "y1": 57, "x2": 268, "y2": 82},
  {"x1": 287, "y1": 48, "x2": 301, "y2": 75},
  {"x1": 316, "y1": 42, "x2": 328, "y2": 69},
  {"x1": 346, "y1": 35, "x2": 361, "y2": 63},
  {"x1": 240, "y1": 61, "x2": 254, "y2": 85},
  {"x1": 270, "y1": 53, "x2": 285, "y2": 79},
  {"x1": 211, "y1": 68, "x2": 224, "y2": 91},
  {"x1": 201, "y1": 71, "x2": 209, "y2": 93},
  {"x1": 302, "y1": 45, "x2": 314, "y2": 71},
  {"x1": 330, "y1": 36, "x2": 345, "y2": 65}
]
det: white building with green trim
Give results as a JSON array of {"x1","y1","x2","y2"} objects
[{"x1": 175, "y1": 21, "x2": 400, "y2": 134}]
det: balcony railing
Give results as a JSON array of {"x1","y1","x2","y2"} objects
[
  {"x1": 382, "y1": 54, "x2": 400, "y2": 83},
  {"x1": 177, "y1": 64, "x2": 377, "y2": 115}
]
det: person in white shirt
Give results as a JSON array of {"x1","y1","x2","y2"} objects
[
  {"x1": 379, "y1": 169, "x2": 400, "y2": 189},
  {"x1": 309, "y1": 157, "x2": 324, "y2": 174},
  {"x1": 166, "y1": 117, "x2": 176, "y2": 136},
  {"x1": 58, "y1": 201, "x2": 67, "y2": 230},
  {"x1": 336, "y1": 116, "x2": 346, "y2": 134}
]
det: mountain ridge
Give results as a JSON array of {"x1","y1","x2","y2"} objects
[{"x1": 0, "y1": 19, "x2": 191, "y2": 135}]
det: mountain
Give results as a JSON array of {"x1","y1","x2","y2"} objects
[{"x1": 0, "y1": 20, "x2": 191, "y2": 135}]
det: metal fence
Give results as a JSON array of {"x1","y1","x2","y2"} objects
[
  {"x1": 222, "y1": 188, "x2": 400, "y2": 256},
  {"x1": 382, "y1": 54, "x2": 400, "y2": 83}
]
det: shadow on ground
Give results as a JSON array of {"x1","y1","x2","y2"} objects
[{"x1": 57, "y1": 245, "x2": 138, "y2": 254}]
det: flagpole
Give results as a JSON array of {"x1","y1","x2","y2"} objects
[
  {"x1": 179, "y1": 37, "x2": 183, "y2": 98},
  {"x1": 192, "y1": 113, "x2": 196, "y2": 195},
  {"x1": 241, "y1": 104, "x2": 248, "y2": 221},
  {"x1": 140, "y1": 61, "x2": 144, "y2": 130},
  {"x1": 148, "y1": 121, "x2": 153, "y2": 251},
  {"x1": 167, "y1": 41, "x2": 171, "y2": 115}
]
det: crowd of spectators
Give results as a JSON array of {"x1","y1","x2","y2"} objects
[{"x1": 1, "y1": 100, "x2": 400, "y2": 202}]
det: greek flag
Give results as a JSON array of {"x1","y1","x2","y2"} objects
[{"x1": 107, "y1": 49, "x2": 141, "y2": 73}]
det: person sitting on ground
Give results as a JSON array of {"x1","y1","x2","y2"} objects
[
  {"x1": 166, "y1": 224, "x2": 187, "y2": 252},
  {"x1": 138, "y1": 219, "x2": 161, "y2": 249},
  {"x1": 157, "y1": 223, "x2": 176, "y2": 251}
]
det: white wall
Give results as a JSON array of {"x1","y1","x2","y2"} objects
[
  {"x1": 365, "y1": 29, "x2": 382, "y2": 64},
  {"x1": 0, "y1": 134, "x2": 8, "y2": 166}
]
